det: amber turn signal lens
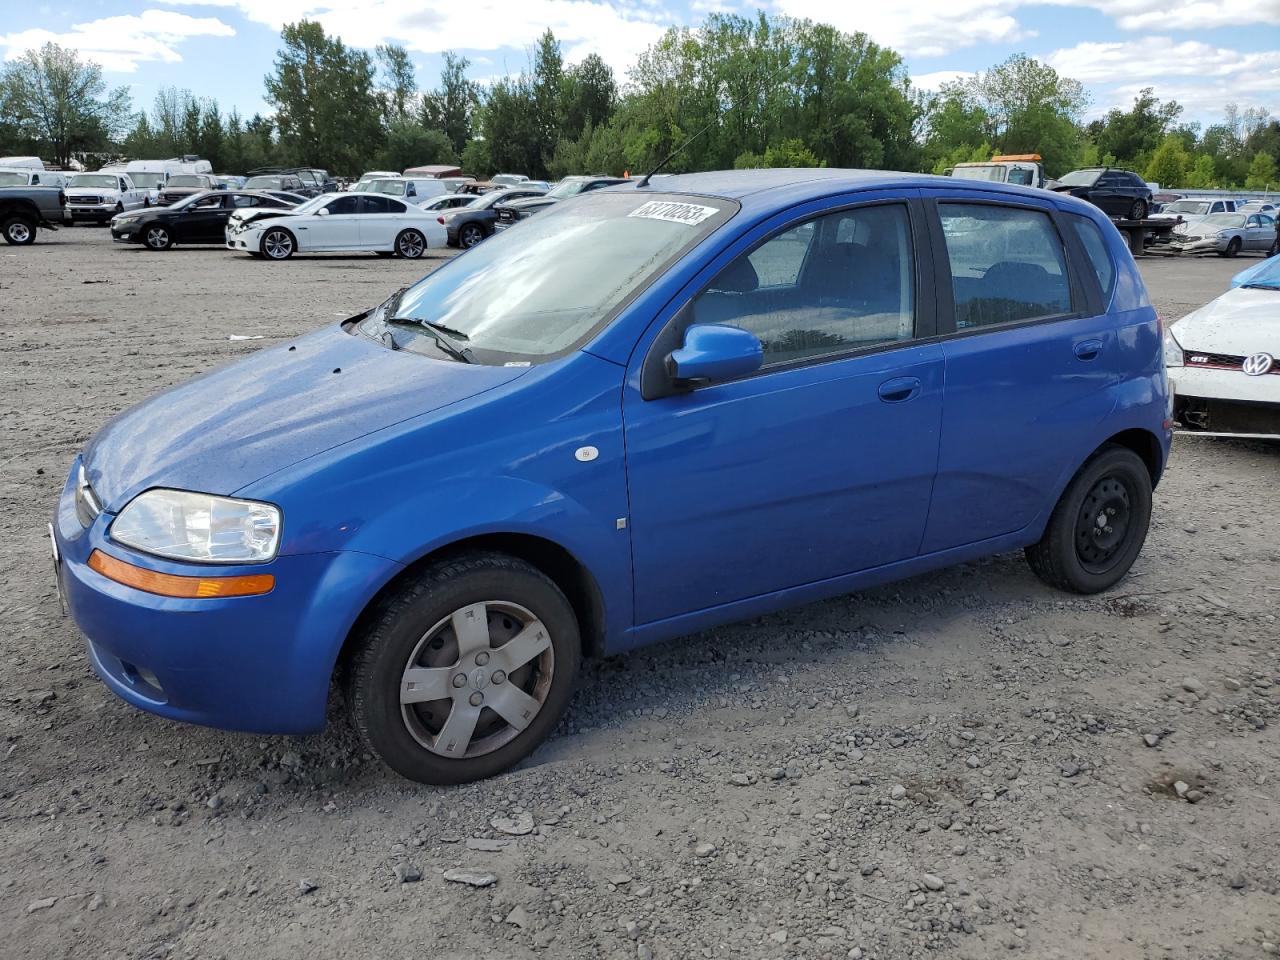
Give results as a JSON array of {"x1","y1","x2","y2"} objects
[{"x1": 88, "y1": 550, "x2": 274, "y2": 598}]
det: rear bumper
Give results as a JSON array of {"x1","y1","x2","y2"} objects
[{"x1": 53, "y1": 460, "x2": 400, "y2": 734}]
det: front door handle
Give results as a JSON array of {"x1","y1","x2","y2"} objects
[
  {"x1": 878, "y1": 376, "x2": 921, "y2": 403},
  {"x1": 1074, "y1": 339, "x2": 1104, "y2": 361}
]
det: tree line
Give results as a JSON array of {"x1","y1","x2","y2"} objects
[{"x1": 1, "y1": 12, "x2": 1276, "y2": 191}]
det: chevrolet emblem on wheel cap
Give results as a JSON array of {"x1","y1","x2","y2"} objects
[{"x1": 1242, "y1": 352, "x2": 1274, "y2": 376}]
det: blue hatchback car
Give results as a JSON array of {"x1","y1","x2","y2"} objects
[{"x1": 52, "y1": 169, "x2": 1171, "y2": 783}]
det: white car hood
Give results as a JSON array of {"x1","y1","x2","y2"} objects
[{"x1": 1172, "y1": 287, "x2": 1280, "y2": 356}]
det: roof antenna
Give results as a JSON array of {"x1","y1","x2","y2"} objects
[{"x1": 637, "y1": 114, "x2": 719, "y2": 188}]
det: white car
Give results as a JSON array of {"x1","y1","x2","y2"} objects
[
  {"x1": 225, "y1": 192, "x2": 447, "y2": 260},
  {"x1": 1166, "y1": 262, "x2": 1280, "y2": 437},
  {"x1": 1151, "y1": 197, "x2": 1238, "y2": 222}
]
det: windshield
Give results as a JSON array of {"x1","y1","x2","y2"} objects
[
  {"x1": 358, "y1": 193, "x2": 734, "y2": 364},
  {"x1": 370, "y1": 179, "x2": 406, "y2": 196},
  {"x1": 0, "y1": 172, "x2": 29, "y2": 186},
  {"x1": 244, "y1": 176, "x2": 281, "y2": 189},
  {"x1": 1165, "y1": 200, "x2": 1211, "y2": 215},
  {"x1": 70, "y1": 174, "x2": 118, "y2": 188},
  {"x1": 548, "y1": 179, "x2": 588, "y2": 198},
  {"x1": 125, "y1": 172, "x2": 163, "y2": 189},
  {"x1": 1057, "y1": 169, "x2": 1101, "y2": 187},
  {"x1": 290, "y1": 195, "x2": 332, "y2": 215},
  {"x1": 167, "y1": 175, "x2": 205, "y2": 187},
  {"x1": 1202, "y1": 214, "x2": 1245, "y2": 228},
  {"x1": 951, "y1": 165, "x2": 1003, "y2": 183}
]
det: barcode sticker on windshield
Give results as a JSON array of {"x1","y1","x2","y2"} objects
[{"x1": 628, "y1": 201, "x2": 718, "y2": 226}]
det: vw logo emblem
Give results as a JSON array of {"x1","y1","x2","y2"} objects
[{"x1": 1242, "y1": 352, "x2": 1274, "y2": 376}]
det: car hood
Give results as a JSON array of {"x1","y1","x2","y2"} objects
[
  {"x1": 232, "y1": 208, "x2": 295, "y2": 226},
  {"x1": 83, "y1": 323, "x2": 527, "y2": 511},
  {"x1": 1171, "y1": 287, "x2": 1280, "y2": 356},
  {"x1": 505, "y1": 196, "x2": 556, "y2": 211}
]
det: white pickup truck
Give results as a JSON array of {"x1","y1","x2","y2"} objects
[{"x1": 64, "y1": 172, "x2": 149, "y2": 224}]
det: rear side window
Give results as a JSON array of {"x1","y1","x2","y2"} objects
[
  {"x1": 939, "y1": 204, "x2": 1071, "y2": 330},
  {"x1": 1068, "y1": 215, "x2": 1115, "y2": 301}
]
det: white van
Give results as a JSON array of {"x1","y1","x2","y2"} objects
[
  {"x1": 122, "y1": 158, "x2": 214, "y2": 204},
  {"x1": 363, "y1": 177, "x2": 448, "y2": 206},
  {"x1": 0, "y1": 165, "x2": 68, "y2": 189}
]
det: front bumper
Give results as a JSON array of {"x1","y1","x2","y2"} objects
[
  {"x1": 52, "y1": 460, "x2": 399, "y2": 734},
  {"x1": 1170, "y1": 365, "x2": 1280, "y2": 437},
  {"x1": 111, "y1": 222, "x2": 143, "y2": 242},
  {"x1": 1168, "y1": 238, "x2": 1226, "y2": 254},
  {"x1": 67, "y1": 204, "x2": 117, "y2": 223}
]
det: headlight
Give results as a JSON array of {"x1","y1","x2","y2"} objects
[
  {"x1": 1163, "y1": 327, "x2": 1183, "y2": 367},
  {"x1": 111, "y1": 489, "x2": 281, "y2": 563}
]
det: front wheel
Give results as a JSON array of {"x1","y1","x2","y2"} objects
[
  {"x1": 395, "y1": 228, "x2": 426, "y2": 259},
  {"x1": 1220, "y1": 237, "x2": 1241, "y2": 258},
  {"x1": 1128, "y1": 198, "x2": 1148, "y2": 220},
  {"x1": 260, "y1": 228, "x2": 295, "y2": 260},
  {"x1": 1025, "y1": 445, "x2": 1152, "y2": 594},
  {"x1": 2, "y1": 216, "x2": 36, "y2": 245},
  {"x1": 143, "y1": 224, "x2": 172, "y2": 250},
  {"x1": 459, "y1": 223, "x2": 485, "y2": 248},
  {"x1": 346, "y1": 553, "x2": 580, "y2": 784}
]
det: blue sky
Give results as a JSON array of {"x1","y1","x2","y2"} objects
[{"x1": 2, "y1": 0, "x2": 1277, "y2": 130}]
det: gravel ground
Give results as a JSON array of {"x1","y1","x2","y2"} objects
[{"x1": 2, "y1": 227, "x2": 1278, "y2": 960}]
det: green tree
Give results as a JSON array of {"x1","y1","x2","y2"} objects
[
  {"x1": 379, "y1": 121, "x2": 455, "y2": 171},
  {"x1": 532, "y1": 30, "x2": 565, "y2": 171},
  {"x1": 420, "y1": 52, "x2": 478, "y2": 156},
  {"x1": 376, "y1": 44, "x2": 417, "y2": 126},
  {"x1": 0, "y1": 42, "x2": 131, "y2": 165},
  {"x1": 734, "y1": 138, "x2": 821, "y2": 169},
  {"x1": 1245, "y1": 151, "x2": 1277, "y2": 190},
  {"x1": 1145, "y1": 135, "x2": 1189, "y2": 188},
  {"x1": 561, "y1": 54, "x2": 617, "y2": 137},
  {"x1": 972, "y1": 54, "x2": 1087, "y2": 175},
  {"x1": 1183, "y1": 154, "x2": 1217, "y2": 189},
  {"x1": 1091, "y1": 88, "x2": 1182, "y2": 167},
  {"x1": 265, "y1": 20, "x2": 382, "y2": 173}
]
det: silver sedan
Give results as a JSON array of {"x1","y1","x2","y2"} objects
[{"x1": 1169, "y1": 212, "x2": 1276, "y2": 257}]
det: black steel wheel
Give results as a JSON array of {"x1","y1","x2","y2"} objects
[{"x1": 1025, "y1": 445, "x2": 1152, "y2": 594}]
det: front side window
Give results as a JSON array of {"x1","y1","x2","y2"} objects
[
  {"x1": 326, "y1": 196, "x2": 361, "y2": 215},
  {"x1": 191, "y1": 194, "x2": 223, "y2": 209},
  {"x1": 690, "y1": 203, "x2": 916, "y2": 366},
  {"x1": 939, "y1": 203, "x2": 1072, "y2": 329}
]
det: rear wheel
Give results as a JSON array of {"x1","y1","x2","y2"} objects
[
  {"x1": 1025, "y1": 445, "x2": 1152, "y2": 594},
  {"x1": 261, "y1": 228, "x2": 295, "y2": 260},
  {"x1": 395, "y1": 228, "x2": 426, "y2": 259},
  {"x1": 459, "y1": 223, "x2": 485, "y2": 248},
  {"x1": 346, "y1": 553, "x2": 580, "y2": 784},
  {"x1": 1128, "y1": 198, "x2": 1148, "y2": 220},
  {"x1": 1220, "y1": 237, "x2": 1242, "y2": 258},
  {"x1": 143, "y1": 224, "x2": 172, "y2": 250},
  {"x1": 2, "y1": 216, "x2": 36, "y2": 245}
]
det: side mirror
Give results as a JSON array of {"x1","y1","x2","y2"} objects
[
  {"x1": 668, "y1": 324, "x2": 763, "y2": 386},
  {"x1": 317, "y1": 207, "x2": 330, "y2": 217}
]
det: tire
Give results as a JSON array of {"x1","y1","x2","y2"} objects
[
  {"x1": 115, "y1": 202, "x2": 124, "y2": 216},
  {"x1": 2, "y1": 216, "x2": 36, "y2": 245},
  {"x1": 459, "y1": 223, "x2": 485, "y2": 248},
  {"x1": 1025, "y1": 445, "x2": 1152, "y2": 594},
  {"x1": 1221, "y1": 237, "x2": 1241, "y2": 258},
  {"x1": 144, "y1": 197, "x2": 151, "y2": 208},
  {"x1": 346, "y1": 553, "x2": 581, "y2": 784},
  {"x1": 143, "y1": 224, "x2": 172, "y2": 250},
  {"x1": 1128, "y1": 198, "x2": 1147, "y2": 220},
  {"x1": 395, "y1": 228, "x2": 426, "y2": 259},
  {"x1": 260, "y1": 227, "x2": 295, "y2": 260}
]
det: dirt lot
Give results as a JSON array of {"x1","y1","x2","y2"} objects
[{"x1": 1, "y1": 227, "x2": 1278, "y2": 960}]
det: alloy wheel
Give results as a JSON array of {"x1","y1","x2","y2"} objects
[
  {"x1": 263, "y1": 230, "x2": 293, "y2": 259},
  {"x1": 461, "y1": 225, "x2": 483, "y2": 248},
  {"x1": 399, "y1": 601, "x2": 554, "y2": 759},
  {"x1": 144, "y1": 227, "x2": 169, "y2": 250},
  {"x1": 397, "y1": 230, "x2": 425, "y2": 258}
]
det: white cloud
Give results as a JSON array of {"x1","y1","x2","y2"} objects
[
  {"x1": 1045, "y1": 38, "x2": 1280, "y2": 118},
  {"x1": 911, "y1": 70, "x2": 977, "y2": 92},
  {"x1": 0, "y1": 9, "x2": 235, "y2": 73},
  {"x1": 1078, "y1": 0, "x2": 1280, "y2": 31},
  {"x1": 159, "y1": 0, "x2": 670, "y2": 76}
]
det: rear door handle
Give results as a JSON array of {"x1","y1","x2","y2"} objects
[
  {"x1": 1074, "y1": 339, "x2": 1104, "y2": 361},
  {"x1": 877, "y1": 376, "x2": 921, "y2": 403}
]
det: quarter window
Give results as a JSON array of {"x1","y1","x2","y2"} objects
[
  {"x1": 1068, "y1": 215, "x2": 1115, "y2": 301},
  {"x1": 939, "y1": 204, "x2": 1072, "y2": 330},
  {"x1": 690, "y1": 203, "x2": 916, "y2": 366}
]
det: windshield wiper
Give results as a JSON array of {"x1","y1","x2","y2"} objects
[{"x1": 385, "y1": 316, "x2": 475, "y2": 363}]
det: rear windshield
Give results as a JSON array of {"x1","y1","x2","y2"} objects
[
  {"x1": 358, "y1": 192, "x2": 737, "y2": 364},
  {"x1": 1164, "y1": 200, "x2": 1211, "y2": 215}
]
